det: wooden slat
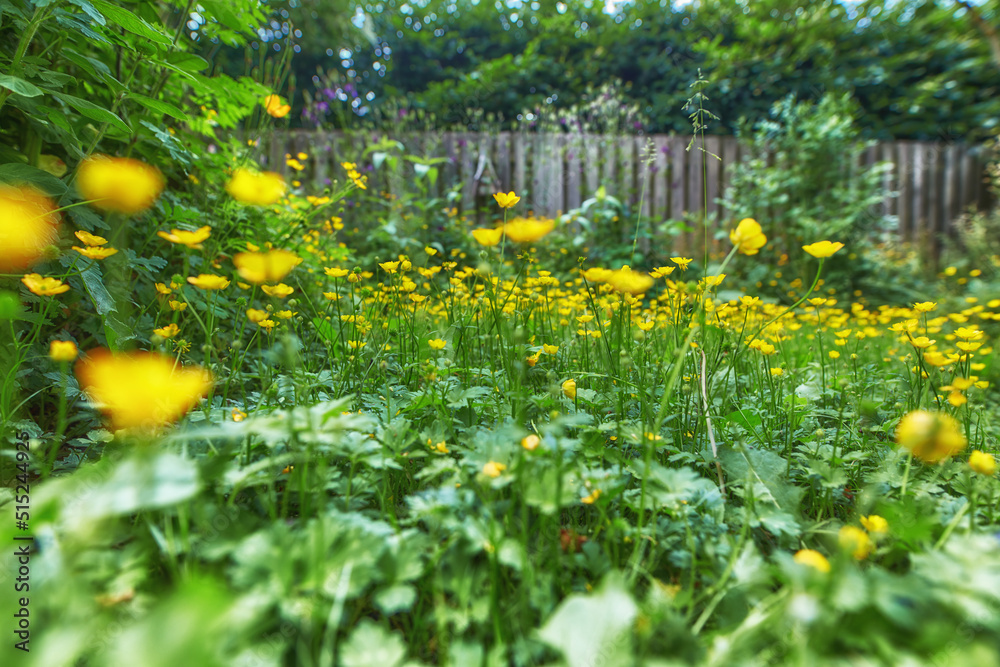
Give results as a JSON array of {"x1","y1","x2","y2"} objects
[
  {"x1": 601, "y1": 134, "x2": 617, "y2": 201},
  {"x1": 881, "y1": 142, "x2": 896, "y2": 222},
  {"x1": 513, "y1": 132, "x2": 526, "y2": 203},
  {"x1": 704, "y1": 135, "x2": 721, "y2": 252},
  {"x1": 912, "y1": 142, "x2": 927, "y2": 255},
  {"x1": 687, "y1": 139, "x2": 704, "y2": 256},
  {"x1": 669, "y1": 136, "x2": 687, "y2": 253},
  {"x1": 496, "y1": 132, "x2": 511, "y2": 192},
  {"x1": 441, "y1": 132, "x2": 457, "y2": 199},
  {"x1": 585, "y1": 133, "x2": 600, "y2": 196},
  {"x1": 897, "y1": 142, "x2": 913, "y2": 243},
  {"x1": 566, "y1": 134, "x2": 582, "y2": 212},
  {"x1": 653, "y1": 136, "x2": 668, "y2": 223},
  {"x1": 530, "y1": 134, "x2": 547, "y2": 215}
]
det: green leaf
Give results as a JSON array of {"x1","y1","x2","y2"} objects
[
  {"x1": 0, "y1": 75, "x2": 44, "y2": 98},
  {"x1": 129, "y1": 94, "x2": 189, "y2": 121},
  {"x1": 53, "y1": 93, "x2": 130, "y2": 134},
  {"x1": 44, "y1": 452, "x2": 201, "y2": 524},
  {"x1": 80, "y1": 265, "x2": 116, "y2": 316},
  {"x1": 88, "y1": 0, "x2": 172, "y2": 46},
  {"x1": 165, "y1": 52, "x2": 210, "y2": 73},
  {"x1": 538, "y1": 573, "x2": 637, "y2": 667},
  {"x1": 0, "y1": 163, "x2": 68, "y2": 195},
  {"x1": 339, "y1": 620, "x2": 406, "y2": 667},
  {"x1": 374, "y1": 584, "x2": 416, "y2": 615},
  {"x1": 66, "y1": 0, "x2": 106, "y2": 25}
]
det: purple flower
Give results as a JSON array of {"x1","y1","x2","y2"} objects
[
  {"x1": 458, "y1": 138, "x2": 467, "y2": 148},
  {"x1": 323, "y1": 87, "x2": 336, "y2": 100},
  {"x1": 317, "y1": 102, "x2": 329, "y2": 112},
  {"x1": 324, "y1": 178, "x2": 332, "y2": 186},
  {"x1": 633, "y1": 121, "x2": 642, "y2": 130},
  {"x1": 399, "y1": 108, "x2": 408, "y2": 118}
]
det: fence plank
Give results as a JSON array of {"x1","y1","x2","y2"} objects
[
  {"x1": 897, "y1": 142, "x2": 913, "y2": 243},
  {"x1": 496, "y1": 132, "x2": 511, "y2": 193},
  {"x1": 566, "y1": 134, "x2": 582, "y2": 212},
  {"x1": 513, "y1": 133, "x2": 526, "y2": 201},
  {"x1": 272, "y1": 131, "x2": 985, "y2": 260},
  {"x1": 669, "y1": 136, "x2": 687, "y2": 253},
  {"x1": 584, "y1": 133, "x2": 600, "y2": 196}
]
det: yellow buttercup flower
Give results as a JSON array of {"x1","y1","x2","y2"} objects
[
  {"x1": 969, "y1": 450, "x2": 997, "y2": 476},
  {"x1": 168, "y1": 300, "x2": 187, "y2": 312},
  {"x1": 263, "y1": 94, "x2": 291, "y2": 118},
  {"x1": 261, "y1": 283, "x2": 294, "y2": 298},
  {"x1": 605, "y1": 268, "x2": 654, "y2": 295},
  {"x1": 49, "y1": 340, "x2": 79, "y2": 363},
  {"x1": 73, "y1": 245, "x2": 118, "y2": 260},
  {"x1": 542, "y1": 344, "x2": 559, "y2": 355},
  {"x1": 324, "y1": 267, "x2": 349, "y2": 278},
  {"x1": 838, "y1": 525, "x2": 873, "y2": 560},
  {"x1": 233, "y1": 249, "x2": 302, "y2": 284},
  {"x1": 913, "y1": 301, "x2": 937, "y2": 313},
  {"x1": 153, "y1": 323, "x2": 180, "y2": 339},
  {"x1": 77, "y1": 155, "x2": 164, "y2": 214},
  {"x1": 225, "y1": 169, "x2": 287, "y2": 206},
  {"x1": 158, "y1": 225, "x2": 212, "y2": 249},
  {"x1": 896, "y1": 410, "x2": 967, "y2": 463},
  {"x1": 562, "y1": 378, "x2": 577, "y2": 400},
  {"x1": 729, "y1": 217, "x2": 767, "y2": 255},
  {"x1": 187, "y1": 274, "x2": 230, "y2": 290},
  {"x1": 0, "y1": 184, "x2": 60, "y2": 271},
  {"x1": 246, "y1": 309, "x2": 268, "y2": 323},
  {"x1": 379, "y1": 261, "x2": 400, "y2": 274},
  {"x1": 471, "y1": 228, "x2": 503, "y2": 247},
  {"x1": 521, "y1": 434, "x2": 541, "y2": 451},
  {"x1": 493, "y1": 191, "x2": 520, "y2": 209},
  {"x1": 75, "y1": 349, "x2": 212, "y2": 430},
  {"x1": 232, "y1": 409, "x2": 247, "y2": 422},
  {"x1": 793, "y1": 549, "x2": 831, "y2": 573},
  {"x1": 671, "y1": 257, "x2": 693, "y2": 270},
  {"x1": 482, "y1": 461, "x2": 507, "y2": 478},
  {"x1": 802, "y1": 240, "x2": 845, "y2": 259},
  {"x1": 257, "y1": 319, "x2": 277, "y2": 332},
  {"x1": 503, "y1": 217, "x2": 554, "y2": 244},
  {"x1": 273, "y1": 310, "x2": 296, "y2": 319},
  {"x1": 74, "y1": 230, "x2": 108, "y2": 246},
  {"x1": 860, "y1": 515, "x2": 889, "y2": 536},
  {"x1": 582, "y1": 267, "x2": 613, "y2": 283},
  {"x1": 428, "y1": 338, "x2": 447, "y2": 350},
  {"x1": 22, "y1": 273, "x2": 69, "y2": 296}
]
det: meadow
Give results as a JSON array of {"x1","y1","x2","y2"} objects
[{"x1": 2, "y1": 1, "x2": 1000, "y2": 666}]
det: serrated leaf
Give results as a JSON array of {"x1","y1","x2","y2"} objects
[
  {"x1": 165, "y1": 52, "x2": 210, "y2": 72},
  {"x1": 0, "y1": 75, "x2": 44, "y2": 98},
  {"x1": 66, "y1": 0, "x2": 106, "y2": 24},
  {"x1": 339, "y1": 620, "x2": 406, "y2": 667},
  {"x1": 374, "y1": 584, "x2": 416, "y2": 615},
  {"x1": 51, "y1": 451, "x2": 201, "y2": 524},
  {"x1": 80, "y1": 265, "x2": 116, "y2": 316},
  {"x1": 128, "y1": 94, "x2": 188, "y2": 121},
  {"x1": 538, "y1": 574, "x2": 636, "y2": 667},
  {"x1": 53, "y1": 93, "x2": 130, "y2": 134},
  {"x1": 88, "y1": 0, "x2": 171, "y2": 46},
  {"x1": 0, "y1": 162, "x2": 69, "y2": 196}
]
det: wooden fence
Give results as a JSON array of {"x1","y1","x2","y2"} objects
[{"x1": 265, "y1": 131, "x2": 990, "y2": 257}]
